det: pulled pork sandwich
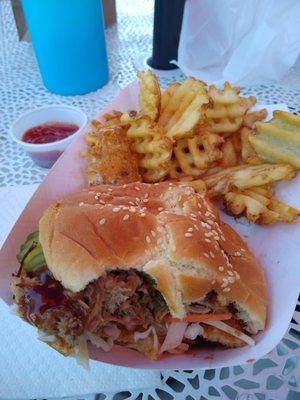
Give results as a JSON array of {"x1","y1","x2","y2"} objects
[{"x1": 11, "y1": 182, "x2": 268, "y2": 361}]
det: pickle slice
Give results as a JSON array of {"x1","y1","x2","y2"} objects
[
  {"x1": 17, "y1": 231, "x2": 46, "y2": 272},
  {"x1": 17, "y1": 231, "x2": 39, "y2": 263}
]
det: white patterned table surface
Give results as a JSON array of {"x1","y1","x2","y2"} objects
[{"x1": 0, "y1": 1, "x2": 299, "y2": 399}]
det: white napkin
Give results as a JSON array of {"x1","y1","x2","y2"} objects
[
  {"x1": 0, "y1": 185, "x2": 161, "y2": 399},
  {"x1": 176, "y1": 0, "x2": 300, "y2": 86}
]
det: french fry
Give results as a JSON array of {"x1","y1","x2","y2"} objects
[
  {"x1": 161, "y1": 83, "x2": 180, "y2": 114},
  {"x1": 173, "y1": 131, "x2": 224, "y2": 176},
  {"x1": 249, "y1": 111, "x2": 300, "y2": 169},
  {"x1": 223, "y1": 186, "x2": 299, "y2": 225},
  {"x1": 219, "y1": 139, "x2": 239, "y2": 167},
  {"x1": 202, "y1": 163, "x2": 296, "y2": 197},
  {"x1": 206, "y1": 82, "x2": 256, "y2": 136},
  {"x1": 122, "y1": 115, "x2": 172, "y2": 182},
  {"x1": 240, "y1": 127, "x2": 261, "y2": 164},
  {"x1": 243, "y1": 108, "x2": 268, "y2": 128},
  {"x1": 159, "y1": 78, "x2": 209, "y2": 140},
  {"x1": 84, "y1": 125, "x2": 141, "y2": 186},
  {"x1": 138, "y1": 71, "x2": 161, "y2": 121}
]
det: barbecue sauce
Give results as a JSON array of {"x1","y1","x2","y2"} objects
[{"x1": 24, "y1": 269, "x2": 67, "y2": 323}]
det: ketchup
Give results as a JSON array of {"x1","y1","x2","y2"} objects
[{"x1": 22, "y1": 122, "x2": 79, "y2": 144}]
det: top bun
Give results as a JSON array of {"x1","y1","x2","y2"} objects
[{"x1": 39, "y1": 182, "x2": 267, "y2": 334}]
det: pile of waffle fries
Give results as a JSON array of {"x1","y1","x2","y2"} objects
[{"x1": 83, "y1": 71, "x2": 300, "y2": 225}]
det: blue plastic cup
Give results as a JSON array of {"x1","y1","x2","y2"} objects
[{"x1": 21, "y1": 0, "x2": 109, "y2": 95}]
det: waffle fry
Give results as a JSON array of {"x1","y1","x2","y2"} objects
[
  {"x1": 159, "y1": 77, "x2": 209, "y2": 140},
  {"x1": 84, "y1": 124, "x2": 141, "y2": 185},
  {"x1": 243, "y1": 108, "x2": 268, "y2": 128},
  {"x1": 240, "y1": 127, "x2": 261, "y2": 164},
  {"x1": 249, "y1": 111, "x2": 300, "y2": 169},
  {"x1": 206, "y1": 82, "x2": 256, "y2": 136},
  {"x1": 219, "y1": 139, "x2": 239, "y2": 167},
  {"x1": 123, "y1": 115, "x2": 172, "y2": 182},
  {"x1": 223, "y1": 186, "x2": 299, "y2": 225},
  {"x1": 172, "y1": 131, "x2": 224, "y2": 177},
  {"x1": 161, "y1": 83, "x2": 180, "y2": 114},
  {"x1": 202, "y1": 163, "x2": 296, "y2": 197},
  {"x1": 138, "y1": 71, "x2": 161, "y2": 121}
]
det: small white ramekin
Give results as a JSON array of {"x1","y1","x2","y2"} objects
[{"x1": 10, "y1": 105, "x2": 88, "y2": 168}]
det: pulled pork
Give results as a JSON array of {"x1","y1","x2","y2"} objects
[{"x1": 13, "y1": 268, "x2": 169, "y2": 357}]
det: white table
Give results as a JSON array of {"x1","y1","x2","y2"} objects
[{"x1": 0, "y1": 1, "x2": 299, "y2": 399}]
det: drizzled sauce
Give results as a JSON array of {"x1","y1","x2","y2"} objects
[
  {"x1": 24, "y1": 269, "x2": 67, "y2": 323},
  {"x1": 22, "y1": 122, "x2": 79, "y2": 144}
]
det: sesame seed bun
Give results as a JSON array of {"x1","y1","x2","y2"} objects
[{"x1": 39, "y1": 182, "x2": 268, "y2": 335}]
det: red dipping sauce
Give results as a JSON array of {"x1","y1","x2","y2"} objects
[{"x1": 22, "y1": 122, "x2": 79, "y2": 144}]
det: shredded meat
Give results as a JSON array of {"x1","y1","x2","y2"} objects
[{"x1": 14, "y1": 268, "x2": 169, "y2": 350}]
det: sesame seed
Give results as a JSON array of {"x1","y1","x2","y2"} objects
[
  {"x1": 123, "y1": 214, "x2": 129, "y2": 221},
  {"x1": 219, "y1": 266, "x2": 224, "y2": 271},
  {"x1": 135, "y1": 186, "x2": 140, "y2": 191},
  {"x1": 146, "y1": 236, "x2": 151, "y2": 243},
  {"x1": 198, "y1": 203, "x2": 202, "y2": 208},
  {"x1": 211, "y1": 280, "x2": 216, "y2": 285},
  {"x1": 221, "y1": 235, "x2": 226, "y2": 241},
  {"x1": 193, "y1": 224, "x2": 199, "y2": 231},
  {"x1": 228, "y1": 277, "x2": 235, "y2": 283},
  {"x1": 140, "y1": 213, "x2": 146, "y2": 217},
  {"x1": 99, "y1": 200, "x2": 105, "y2": 205},
  {"x1": 187, "y1": 227, "x2": 193, "y2": 232},
  {"x1": 214, "y1": 244, "x2": 219, "y2": 251},
  {"x1": 205, "y1": 238, "x2": 211, "y2": 243},
  {"x1": 235, "y1": 251, "x2": 241, "y2": 257},
  {"x1": 223, "y1": 278, "x2": 228, "y2": 284},
  {"x1": 204, "y1": 253, "x2": 210, "y2": 258},
  {"x1": 79, "y1": 202, "x2": 84, "y2": 206},
  {"x1": 223, "y1": 287, "x2": 231, "y2": 292},
  {"x1": 129, "y1": 201, "x2": 135, "y2": 206},
  {"x1": 209, "y1": 251, "x2": 215, "y2": 258},
  {"x1": 129, "y1": 207, "x2": 136, "y2": 213},
  {"x1": 144, "y1": 193, "x2": 149, "y2": 198},
  {"x1": 151, "y1": 230, "x2": 156, "y2": 237},
  {"x1": 185, "y1": 233, "x2": 193, "y2": 237},
  {"x1": 158, "y1": 207, "x2": 164, "y2": 211},
  {"x1": 190, "y1": 213, "x2": 197, "y2": 218},
  {"x1": 205, "y1": 211, "x2": 211, "y2": 217},
  {"x1": 135, "y1": 197, "x2": 140, "y2": 202},
  {"x1": 235, "y1": 272, "x2": 240, "y2": 280},
  {"x1": 122, "y1": 184, "x2": 127, "y2": 188},
  {"x1": 113, "y1": 207, "x2": 121, "y2": 212},
  {"x1": 190, "y1": 216, "x2": 197, "y2": 221},
  {"x1": 142, "y1": 199, "x2": 149, "y2": 203},
  {"x1": 201, "y1": 222, "x2": 207, "y2": 228},
  {"x1": 99, "y1": 218, "x2": 106, "y2": 225},
  {"x1": 107, "y1": 188, "x2": 113, "y2": 192},
  {"x1": 207, "y1": 220, "x2": 214, "y2": 225},
  {"x1": 228, "y1": 270, "x2": 234, "y2": 276},
  {"x1": 205, "y1": 232, "x2": 213, "y2": 237}
]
